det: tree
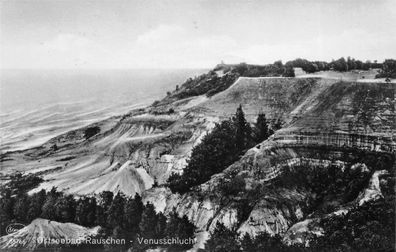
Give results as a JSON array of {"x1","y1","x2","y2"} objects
[
  {"x1": 168, "y1": 119, "x2": 238, "y2": 193},
  {"x1": 54, "y1": 195, "x2": 76, "y2": 222},
  {"x1": 139, "y1": 203, "x2": 158, "y2": 239},
  {"x1": 165, "y1": 211, "x2": 196, "y2": 251},
  {"x1": 233, "y1": 104, "x2": 252, "y2": 152},
  {"x1": 13, "y1": 194, "x2": 30, "y2": 223},
  {"x1": 27, "y1": 189, "x2": 46, "y2": 222},
  {"x1": 155, "y1": 212, "x2": 167, "y2": 238},
  {"x1": 254, "y1": 113, "x2": 270, "y2": 143},
  {"x1": 205, "y1": 223, "x2": 241, "y2": 252},
  {"x1": 283, "y1": 66, "x2": 295, "y2": 77},
  {"x1": 41, "y1": 188, "x2": 61, "y2": 220},
  {"x1": 0, "y1": 189, "x2": 14, "y2": 236},
  {"x1": 75, "y1": 197, "x2": 97, "y2": 226},
  {"x1": 84, "y1": 126, "x2": 100, "y2": 140},
  {"x1": 240, "y1": 233, "x2": 255, "y2": 252},
  {"x1": 332, "y1": 57, "x2": 348, "y2": 71},
  {"x1": 123, "y1": 193, "x2": 144, "y2": 235},
  {"x1": 108, "y1": 225, "x2": 128, "y2": 251},
  {"x1": 95, "y1": 191, "x2": 114, "y2": 227},
  {"x1": 376, "y1": 59, "x2": 396, "y2": 78},
  {"x1": 168, "y1": 106, "x2": 258, "y2": 194},
  {"x1": 107, "y1": 192, "x2": 126, "y2": 229},
  {"x1": 252, "y1": 232, "x2": 283, "y2": 251}
]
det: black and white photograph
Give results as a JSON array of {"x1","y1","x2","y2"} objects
[{"x1": 0, "y1": 0, "x2": 395, "y2": 251}]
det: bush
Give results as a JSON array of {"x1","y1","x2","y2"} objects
[
  {"x1": 220, "y1": 175, "x2": 246, "y2": 196},
  {"x1": 375, "y1": 59, "x2": 396, "y2": 78},
  {"x1": 84, "y1": 126, "x2": 100, "y2": 140}
]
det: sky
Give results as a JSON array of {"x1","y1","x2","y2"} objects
[{"x1": 1, "y1": 0, "x2": 396, "y2": 69}]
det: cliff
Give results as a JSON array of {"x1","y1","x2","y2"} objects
[{"x1": 0, "y1": 71, "x2": 394, "y2": 249}]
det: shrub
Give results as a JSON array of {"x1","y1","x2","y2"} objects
[{"x1": 84, "y1": 126, "x2": 100, "y2": 140}]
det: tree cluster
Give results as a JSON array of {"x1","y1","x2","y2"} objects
[
  {"x1": 166, "y1": 61, "x2": 295, "y2": 100},
  {"x1": 168, "y1": 106, "x2": 280, "y2": 194},
  {"x1": 84, "y1": 126, "x2": 100, "y2": 140},
  {"x1": 376, "y1": 59, "x2": 396, "y2": 79},
  {"x1": 0, "y1": 179, "x2": 196, "y2": 251},
  {"x1": 285, "y1": 57, "x2": 385, "y2": 73},
  {"x1": 204, "y1": 145, "x2": 395, "y2": 251},
  {"x1": 312, "y1": 198, "x2": 395, "y2": 251},
  {"x1": 205, "y1": 223, "x2": 291, "y2": 252}
]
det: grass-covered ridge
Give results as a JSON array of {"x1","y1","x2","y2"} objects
[
  {"x1": 157, "y1": 61, "x2": 295, "y2": 104},
  {"x1": 152, "y1": 57, "x2": 395, "y2": 110}
]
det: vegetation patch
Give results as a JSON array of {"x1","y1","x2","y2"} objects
[
  {"x1": 168, "y1": 105, "x2": 279, "y2": 194},
  {"x1": 0, "y1": 186, "x2": 196, "y2": 251}
]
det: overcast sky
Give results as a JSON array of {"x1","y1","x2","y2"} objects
[{"x1": 1, "y1": 0, "x2": 396, "y2": 69}]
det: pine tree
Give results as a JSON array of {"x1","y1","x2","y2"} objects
[
  {"x1": 233, "y1": 105, "x2": 252, "y2": 152},
  {"x1": 165, "y1": 211, "x2": 195, "y2": 251},
  {"x1": 240, "y1": 233, "x2": 255, "y2": 252},
  {"x1": 155, "y1": 212, "x2": 167, "y2": 238},
  {"x1": 139, "y1": 202, "x2": 158, "y2": 239},
  {"x1": 13, "y1": 194, "x2": 30, "y2": 223},
  {"x1": 108, "y1": 225, "x2": 127, "y2": 251},
  {"x1": 54, "y1": 195, "x2": 76, "y2": 222},
  {"x1": 107, "y1": 192, "x2": 126, "y2": 229},
  {"x1": 168, "y1": 119, "x2": 238, "y2": 193},
  {"x1": 178, "y1": 215, "x2": 195, "y2": 239},
  {"x1": 27, "y1": 189, "x2": 46, "y2": 222},
  {"x1": 86, "y1": 197, "x2": 97, "y2": 226},
  {"x1": 0, "y1": 189, "x2": 14, "y2": 236},
  {"x1": 95, "y1": 191, "x2": 113, "y2": 227},
  {"x1": 165, "y1": 210, "x2": 180, "y2": 237},
  {"x1": 75, "y1": 197, "x2": 96, "y2": 226},
  {"x1": 254, "y1": 113, "x2": 269, "y2": 143},
  {"x1": 123, "y1": 193, "x2": 144, "y2": 234},
  {"x1": 205, "y1": 223, "x2": 241, "y2": 252},
  {"x1": 253, "y1": 232, "x2": 283, "y2": 251},
  {"x1": 41, "y1": 189, "x2": 59, "y2": 221}
]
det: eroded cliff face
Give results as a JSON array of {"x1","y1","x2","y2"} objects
[
  {"x1": 1, "y1": 77, "x2": 394, "y2": 248},
  {"x1": 142, "y1": 78, "x2": 395, "y2": 246}
]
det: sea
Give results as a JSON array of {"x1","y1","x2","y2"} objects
[{"x1": 0, "y1": 69, "x2": 205, "y2": 153}]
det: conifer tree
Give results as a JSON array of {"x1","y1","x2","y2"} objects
[
  {"x1": 254, "y1": 112, "x2": 269, "y2": 143},
  {"x1": 165, "y1": 211, "x2": 195, "y2": 251},
  {"x1": 86, "y1": 197, "x2": 97, "y2": 226},
  {"x1": 95, "y1": 191, "x2": 113, "y2": 227},
  {"x1": 139, "y1": 203, "x2": 158, "y2": 239},
  {"x1": 107, "y1": 192, "x2": 126, "y2": 229},
  {"x1": 41, "y1": 188, "x2": 60, "y2": 221},
  {"x1": 205, "y1": 223, "x2": 241, "y2": 252},
  {"x1": 240, "y1": 233, "x2": 255, "y2": 252},
  {"x1": 123, "y1": 193, "x2": 144, "y2": 235},
  {"x1": 75, "y1": 197, "x2": 96, "y2": 226},
  {"x1": 27, "y1": 189, "x2": 46, "y2": 222},
  {"x1": 54, "y1": 194, "x2": 76, "y2": 222},
  {"x1": 233, "y1": 104, "x2": 252, "y2": 151},
  {"x1": 13, "y1": 194, "x2": 30, "y2": 223},
  {"x1": 155, "y1": 212, "x2": 167, "y2": 238}
]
